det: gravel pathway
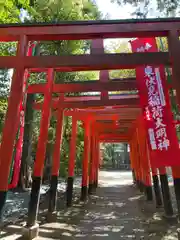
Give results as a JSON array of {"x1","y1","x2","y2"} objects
[
  {"x1": 1, "y1": 171, "x2": 180, "y2": 240},
  {"x1": 2, "y1": 178, "x2": 81, "y2": 224}
]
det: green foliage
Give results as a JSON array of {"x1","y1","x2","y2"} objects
[
  {"x1": 0, "y1": 69, "x2": 10, "y2": 139},
  {"x1": 105, "y1": 40, "x2": 135, "y2": 79},
  {"x1": 102, "y1": 143, "x2": 130, "y2": 169},
  {"x1": 0, "y1": 69, "x2": 10, "y2": 97},
  {"x1": 0, "y1": 0, "x2": 19, "y2": 139},
  {"x1": 0, "y1": 98, "x2": 8, "y2": 135},
  {"x1": 25, "y1": 0, "x2": 101, "y2": 23},
  {"x1": 111, "y1": 0, "x2": 180, "y2": 17},
  {"x1": 0, "y1": 0, "x2": 31, "y2": 23}
]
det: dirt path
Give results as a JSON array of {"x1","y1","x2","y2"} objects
[
  {"x1": 1, "y1": 171, "x2": 179, "y2": 239},
  {"x1": 35, "y1": 171, "x2": 179, "y2": 240}
]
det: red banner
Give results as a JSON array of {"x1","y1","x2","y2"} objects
[{"x1": 130, "y1": 38, "x2": 179, "y2": 167}]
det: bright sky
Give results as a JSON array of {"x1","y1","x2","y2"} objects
[
  {"x1": 95, "y1": 0, "x2": 158, "y2": 48},
  {"x1": 95, "y1": 0, "x2": 158, "y2": 19},
  {"x1": 95, "y1": 0, "x2": 133, "y2": 19},
  {"x1": 95, "y1": 0, "x2": 135, "y2": 49}
]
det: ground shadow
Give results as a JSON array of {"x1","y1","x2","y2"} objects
[{"x1": 1, "y1": 171, "x2": 179, "y2": 240}]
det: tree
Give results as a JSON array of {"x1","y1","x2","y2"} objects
[
  {"x1": 102, "y1": 143, "x2": 130, "y2": 169},
  {"x1": 111, "y1": 0, "x2": 180, "y2": 17},
  {"x1": 105, "y1": 40, "x2": 135, "y2": 80},
  {"x1": 0, "y1": 0, "x2": 30, "y2": 23},
  {"x1": 0, "y1": 69, "x2": 10, "y2": 135},
  {"x1": 0, "y1": 69, "x2": 10, "y2": 97}
]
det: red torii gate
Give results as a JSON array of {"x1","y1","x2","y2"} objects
[{"x1": 0, "y1": 18, "x2": 180, "y2": 238}]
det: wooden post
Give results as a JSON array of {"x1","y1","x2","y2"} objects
[
  {"x1": 66, "y1": 117, "x2": 77, "y2": 207},
  {"x1": 0, "y1": 35, "x2": 28, "y2": 219},
  {"x1": 47, "y1": 99, "x2": 64, "y2": 220},
  {"x1": 81, "y1": 121, "x2": 90, "y2": 201},
  {"x1": 27, "y1": 69, "x2": 53, "y2": 227}
]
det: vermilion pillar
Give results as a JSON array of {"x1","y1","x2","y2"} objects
[
  {"x1": 91, "y1": 132, "x2": 97, "y2": 190},
  {"x1": 0, "y1": 35, "x2": 28, "y2": 219},
  {"x1": 88, "y1": 134, "x2": 95, "y2": 194},
  {"x1": 136, "y1": 131, "x2": 144, "y2": 193},
  {"x1": 136, "y1": 122, "x2": 153, "y2": 199},
  {"x1": 66, "y1": 117, "x2": 77, "y2": 207},
  {"x1": 129, "y1": 141, "x2": 137, "y2": 185},
  {"x1": 143, "y1": 142, "x2": 153, "y2": 201},
  {"x1": 94, "y1": 136, "x2": 100, "y2": 188},
  {"x1": 133, "y1": 134, "x2": 141, "y2": 190},
  {"x1": 81, "y1": 121, "x2": 90, "y2": 201},
  {"x1": 27, "y1": 69, "x2": 53, "y2": 227},
  {"x1": 48, "y1": 102, "x2": 64, "y2": 219},
  {"x1": 145, "y1": 139, "x2": 162, "y2": 206}
]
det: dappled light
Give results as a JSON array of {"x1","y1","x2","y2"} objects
[
  {"x1": 1, "y1": 1, "x2": 180, "y2": 240},
  {"x1": 1, "y1": 170, "x2": 180, "y2": 239},
  {"x1": 31, "y1": 171, "x2": 179, "y2": 239}
]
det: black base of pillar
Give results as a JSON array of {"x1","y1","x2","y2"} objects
[
  {"x1": 173, "y1": 178, "x2": 180, "y2": 219},
  {"x1": 80, "y1": 186, "x2": 88, "y2": 201},
  {"x1": 94, "y1": 180, "x2": 98, "y2": 188},
  {"x1": 136, "y1": 180, "x2": 140, "y2": 189},
  {"x1": 160, "y1": 174, "x2": 174, "y2": 217},
  {"x1": 145, "y1": 185, "x2": 153, "y2": 201},
  {"x1": 132, "y1": 170, "x2": 136, "y2": 184},
  {"x1": 88, "y1": 183, "x2": 94, "y2": 195},
  {"x1": 66, "y1": 177, "x2": 74, "y2": 207},
  {"x1": 27, "y1": 176, "x2": 41, "y2": 227},
  {"x1": 92, "y1": 182, "x2": 97, "y2": 191},
  {"x1": 153, "y1": 175, "x2": 162, "y2": 207},
  {"x1": 0, "y1": 191, "x2": 7, "y2": 221},
  {"x1": 48, "y1": 175, "x2": 58, "y2": 214},
  {"x1": 139, "y1": 181, "x2": 144, "y2": 193}
]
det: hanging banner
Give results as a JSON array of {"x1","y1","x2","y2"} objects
[{"x1": 130, "y1": 38, "x2": 179, "y2": 167}]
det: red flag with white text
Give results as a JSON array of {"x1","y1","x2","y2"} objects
[{"x1": 130, "y1": 38, "x2": 179, "y2": 167}]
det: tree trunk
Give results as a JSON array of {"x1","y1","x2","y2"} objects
[
  {"x1": 43, "y1": 143, "x2": 53, "y2": 183},
  {"x1": 17, "y1": 94, "x2": 34, "y2": 190}
]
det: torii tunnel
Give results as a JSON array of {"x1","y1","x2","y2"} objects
[{"x1": 1, "y1": 18, "x2": 180, "y2": 238}]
